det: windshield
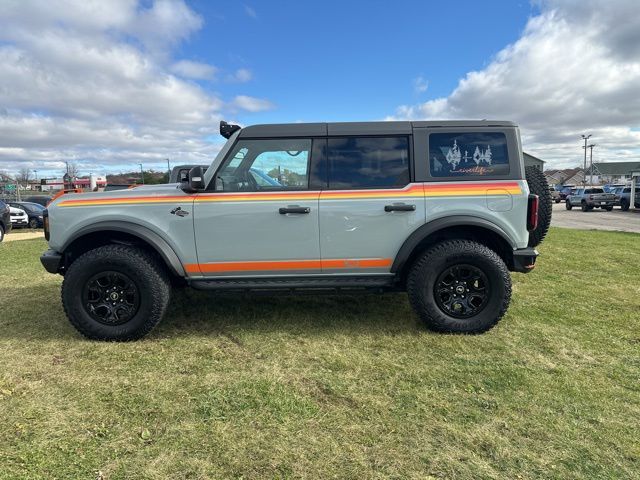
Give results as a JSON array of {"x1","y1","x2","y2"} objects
[
  {"x1": 24, "y1": 203, "x2": 45, "y2": 212},
  {"x1": 203, "y1": 130, "x2": 241, "y2": 189}
]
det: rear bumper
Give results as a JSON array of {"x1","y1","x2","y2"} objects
[
  {"x1": 40, "y1": 249, "x2": 63, "y2": 274},
  {"x1": 511, "y1": 247, "x2": 538, "y2": 273}
]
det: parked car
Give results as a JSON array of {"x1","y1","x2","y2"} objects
[
  {"x1": 23, "y1": 196, "x2": 52, "y2": 207},
  {"x1": 41, "y1": 119, "x2": 551, "y2": 341},
  {"x1": 0, "y1": 200, "x2": 12, "y2": 242},
  {"x1": 550, "y1": 186, "x2": 561, "y2": 203},
  {"x1": 558, "y1": 185, "x2": 575, "y2": 201},
  {"x1": 612, "y1": 186, "x2": 640, "y2": 211},
  {"x1": 565, "y1": 187, "x2": 615, "y2": 211},
  {"x1": 9, "y1": 206, "x2": 29, "y2": 227},
  {"x1": 8, "y1": 201, "x2": 45, "y2": 228}
]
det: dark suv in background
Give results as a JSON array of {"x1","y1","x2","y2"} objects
[{"x1": 0, "y1": 200, "x2": 12, "y2": 242}]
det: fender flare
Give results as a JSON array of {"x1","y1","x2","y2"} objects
[
  {"x1": 391, "y1": 216, "x2": 515, "y2": 274},
  {"x1": 62, "y1": 221, "x2": 185, "y2": 277}
]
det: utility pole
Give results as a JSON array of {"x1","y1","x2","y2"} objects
[
  {"x1": 139, "y1": 163, "x2": 144, "y2": 185},
  {"x1": 581, "y1": 134, "x2": 591, "y2": 185},
  {"x1": 166, "y1": 158, "x2": 171, "y2": 179},
  {"x1": 587, "y1": 144, "x2": 596, "y2": 185}
]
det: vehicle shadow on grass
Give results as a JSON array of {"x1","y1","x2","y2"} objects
[
  {"x1": 0, "y1": 284, "x2": 421, "y2": 341},
  {"x1": 157, "y1": 288, "x2": 421, "y2": 338}
]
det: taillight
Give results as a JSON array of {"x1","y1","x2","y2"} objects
[
  {"x1": 43, "y1": 209, "x2": 49, "y2": 241},
  {"x1": 527, "y1": 194, "x2": 539, "y2": 231}
]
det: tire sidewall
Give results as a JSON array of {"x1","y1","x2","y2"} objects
[
  {"x1": 0, "y1": 225, "x2": 4, "y2": 242},
  {"x1": 63, "y1": 249, "x2": 165, "y2": 339},
  {"x1": 410, "y1": 244, "x2": 510, "y2": 333}
]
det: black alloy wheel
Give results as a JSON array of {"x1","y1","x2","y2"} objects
[
  {"x1": 82, "y1": 271, "x2": 141, "y2": 326},
  {"x1": 434, "y1": 264, "x2": 489, "y2": 318}
]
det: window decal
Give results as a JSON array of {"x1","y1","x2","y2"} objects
[{"x1": 430, "y1": 132, "x2": 509, "y2": 177}]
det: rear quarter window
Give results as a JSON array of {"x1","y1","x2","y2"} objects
[
  {"x1": 429, "y1": 132, "x2": 510, "y2": 178},
  {"x1": 327, "y1": 136, "x2": 410, "y2": 189}
]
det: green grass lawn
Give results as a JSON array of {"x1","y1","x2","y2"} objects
[{"x1": 0, "y1": 228, "x2": 638, "y2": 479}]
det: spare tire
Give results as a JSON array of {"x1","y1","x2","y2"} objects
[{"x1": 525, "y1": 166, "x2": 552, "y2": 247}]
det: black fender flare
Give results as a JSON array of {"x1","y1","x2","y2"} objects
[
  {"x1": 61, "y1": 221, "x2": 185, "y2": 277},
  {"x1": 391, "y1": 216, "x2": 515, "y2": 274}
]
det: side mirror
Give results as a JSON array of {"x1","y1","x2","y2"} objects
[{"x1": 183, "y1": 166, "x2": 205, "y2": 192}]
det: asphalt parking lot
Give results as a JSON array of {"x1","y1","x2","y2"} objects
[{"x1": 551, "y1": 202, "x2": 640, "y2": 233}]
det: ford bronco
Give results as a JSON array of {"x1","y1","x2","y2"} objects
[{"x1": 41, "y1": 120, "x2": 551, "y2": 341}]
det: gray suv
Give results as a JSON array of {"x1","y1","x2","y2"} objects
[{"x1": 41, "y1": 121, "x2": 550, "y2": 341}]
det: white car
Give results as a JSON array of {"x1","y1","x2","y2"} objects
[{"x1": 9, "y1": 206, "x2": 28, "y2": 228}]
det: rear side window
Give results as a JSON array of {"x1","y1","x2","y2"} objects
[
  {"x1": 429, "y1": 132, "x2": 510, "y2": 178},
  {"x1": 327, "y1": 137, "x2": 410, "y2": 189}
]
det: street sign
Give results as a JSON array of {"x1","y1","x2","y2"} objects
[{"x1": 5, "y1": 184, "x2": 15, "y2": 191}]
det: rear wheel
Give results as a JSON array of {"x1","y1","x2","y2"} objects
[
  {"x1": 581, "y1": 202, "x2": 589, "y2": 212},
  {"x1": 525, "y1": 166, "x2": 552, "y2": 247},
  {"x1": 566, "y1": 201, "x2": 573, "y2": 210},
  {"x1": 62, "y1": 244, "x2": 170, "y2": 341},
  {"x1": 29, "y1": 218, "x2": 39, "y2": 229},
  {"x1": 621, "y1": 199, "x2": 630, "y2": 211},
  {"x1": 407, "y1": 240, "x2": 511, "y2": 334}
]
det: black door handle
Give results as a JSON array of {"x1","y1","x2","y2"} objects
[
  {"x1": 279, "y1": 206, "x2": 310, "y2": 214},
  {"x1": 384, "y1": 204, "x2": 416, "y2": 212}
]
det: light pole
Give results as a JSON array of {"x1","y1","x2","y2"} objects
[
  {"x1": 581, "y1": 134, "x2": 591, "y2": 185},
  {"x1": 166, "y1": 158, "x2": 171, "y2": 179},
  {"x1": 139, "y1": 163, "x2": 144, "y2": 185},
  {"x1": 587, "y1": 144, "x2": 596, "y2": 185}
]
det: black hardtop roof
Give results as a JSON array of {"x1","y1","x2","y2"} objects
[{"x1": 238, "y1": 120, "x2": 518, "y2": 138}]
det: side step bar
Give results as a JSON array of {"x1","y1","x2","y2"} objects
[{"x1": 189, "y1": 275, "x2": 395, "y2": 292}]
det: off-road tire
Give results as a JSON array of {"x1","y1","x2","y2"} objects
[
  {"x1": 620, "y1": 199, "x2": 630, "y2": 211},
  {"x1": 62, "y1": 244, "x2": 170, "y2": 341},
  {"x1": 0, "y1": 224, "x2": 4, "y2": 242},
  {"x1": 407, "y1": 240, "x2": 511, "y2": 334},
  {"x1": 525, "y1": 166, "x2": 552, "y2": 247},
  {"x1": 566, "y1": 201, "x2": 572, "y2": 210}
]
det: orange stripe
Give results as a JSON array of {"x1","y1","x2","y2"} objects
[
  {"x1": 59, "y1": 182, "x2": 523, "y2": 207},
  {"x1": 184, "y1": 258, "x2": 392, "y2": 274}
]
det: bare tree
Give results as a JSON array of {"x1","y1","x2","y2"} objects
[
  {"x1": 65, "y1": 162, "x2": 81, "y2": 178},
  {"x1": 17, "y1": 167, "x2": 31, "y2": 184}
]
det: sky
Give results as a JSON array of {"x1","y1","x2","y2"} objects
[{"x1": 0, "y1": 0, "x2": 639, "y2": 177}]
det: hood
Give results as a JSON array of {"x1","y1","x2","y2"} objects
[
  {"x1": 48, "y1": 183, "x2": 184, "y2": 208},
  {"x1": 9, "y1": 206, "x2": 27, "y2": 215}
]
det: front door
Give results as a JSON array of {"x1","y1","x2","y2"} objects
[
  {"x1": 192, "y1": 138, "x2": 322, "y2": 277},
  {"x1": 318, "y1": 136, "x2": 426, "y2": 274}
]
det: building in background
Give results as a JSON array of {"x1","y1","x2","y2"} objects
[
  {"x1": 523, "y1": 152, "x2": 545, "y2": 171},
  {"x1": 586, "y1": 161, "x2": 640, "y2": 185}
]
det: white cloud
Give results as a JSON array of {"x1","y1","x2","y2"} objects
[
  {"x1": 231, "y1": 95, "x2": 274, "y2": 113},
  {"x1": 227, "y1": 68, "x2": 253, "y2": 83},
  {"x1": 171, "y1": 60, "x2": 217, "y2": 80},
  {"x1": 389, "y1": 0, "x2": 640, "y2": 168},
  {"x1": 413, "y1": 76, "x2": 428, "y2": 94},
  {"x1": 0, "y1": 0, "x2": 271, "y2": 175},
  {"x1": 243, "y1": 5, "x2": 257, "y2": 19}
]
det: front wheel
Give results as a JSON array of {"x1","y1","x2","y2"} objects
[
  {"x1": 581, "y1": 203, "x2": 589, "y2": 212},
  {"x1": 407, "y1": 240, "x2": 511, "y2": 333},
  {"x1": 566, "y1": 201, "x2": 573, "y2": 210},
  {"x1": 62, "y1": 245, "x2": 171, "y2": 341},
  {"x1": 621, "y1": 200, "x2": 630, "y2": 211},
  {"x1": 0, "y1": 224, "x2": 4, "y2": 242},
  {"x1": 29, "y1": 218, "x2": 39, "y2": 229}
]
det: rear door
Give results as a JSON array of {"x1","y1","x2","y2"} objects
[{"x1": 318, "y1": 135, "x2": 425, "y2": 274}]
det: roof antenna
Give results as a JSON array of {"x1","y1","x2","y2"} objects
[{"x1": 220, "y1": 120, "x2": 241, "y2": 139}]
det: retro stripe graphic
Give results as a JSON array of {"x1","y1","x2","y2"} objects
[
  {"x1": 57, "y1": 182, "x2": 522, "y2": 207},
  {"x1": 184, "y1": 258, "x2": 392, "y2": 275}
]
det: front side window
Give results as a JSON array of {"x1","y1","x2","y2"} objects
[
  {"x1": 214, "y1": 138, "x2": 311, "y2": 191},
  {"x1": 327, "y1": 136, "x2": 410, "y2": 189},
  {"x1": 429, "y1": 132, "x2": 510, "y2": 178}
]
